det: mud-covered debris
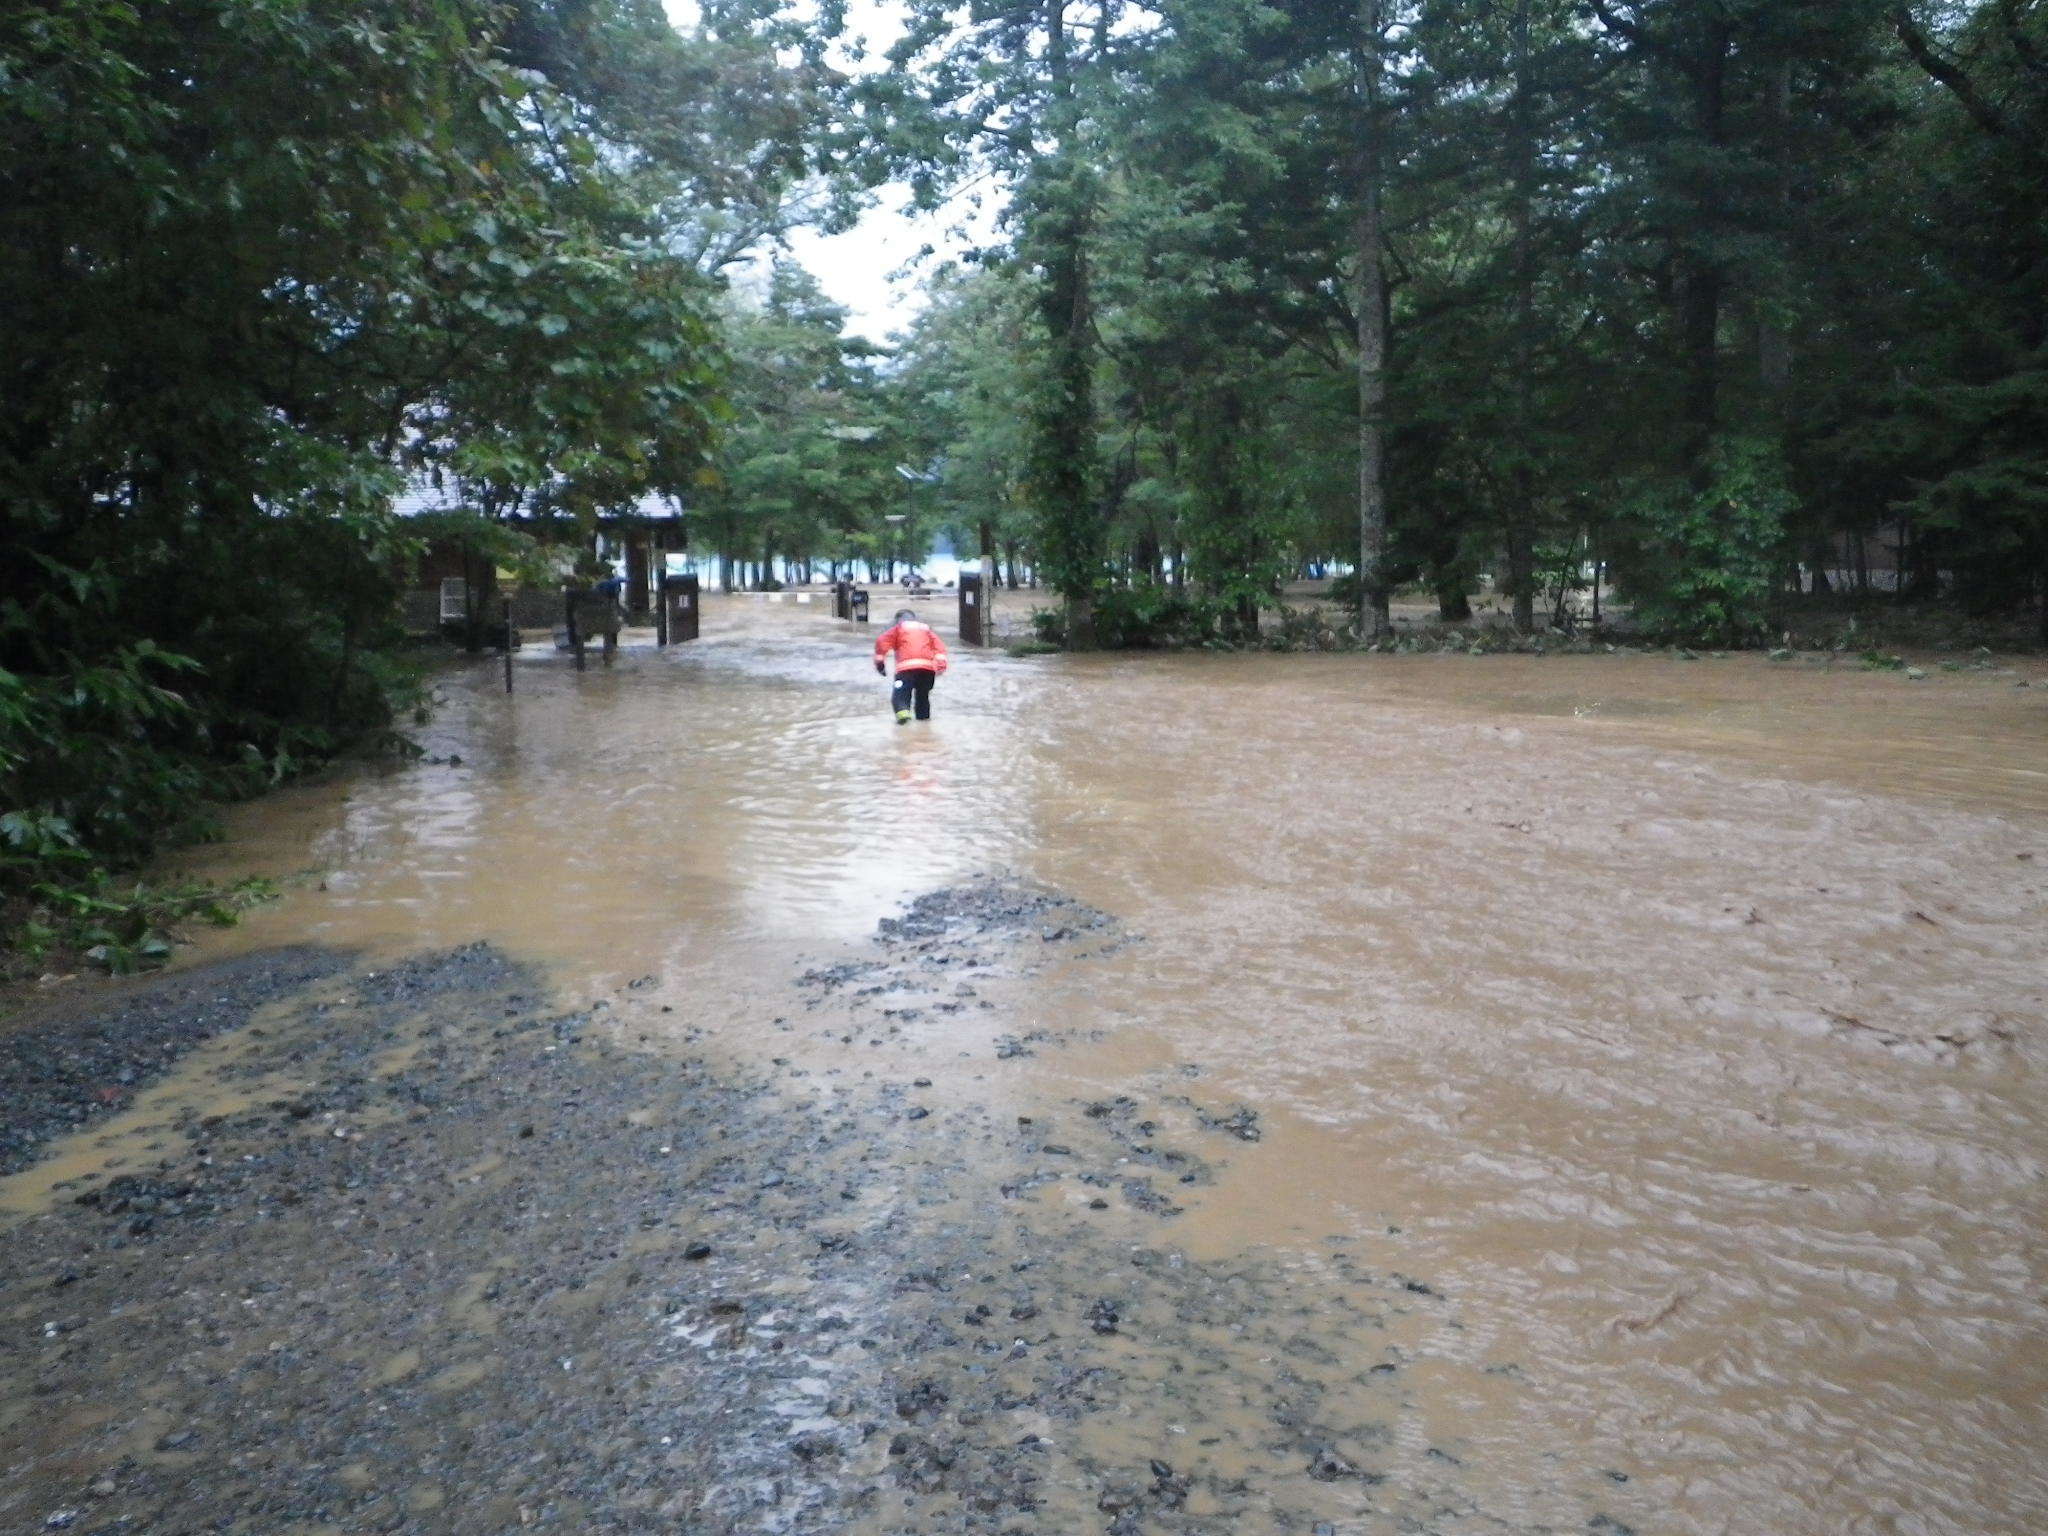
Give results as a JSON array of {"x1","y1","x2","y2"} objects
[
  {"x1": 76, "y1": 1175, "x2": 218, "y2": 1234},
  {"x1": 889, "y1": 1433, "x2": 957, "y2": 1493},
  {"x1": 1088, "y1": 1299, "x2": 1121, "y2": 1335},
  {"x1": 1307, "y1": 1445, "x2": 1362, "y2": 1481},
  {"x1": 789, "y1": 1432, "x2": 840, "y2": 1463},
  {"x1": 1120, "y1": 1177, "x2": 1183, "y2": 1217},
  {"x1": 894, "y1": 1378, "x2": 950, "y2": 1420},
  {"x1": 1097, "y1": 1480, "x2": 1144, "y2": 1513},
  {"x1": 797, "y1": 959, "x2": 886, "y2": 995},
  {"x1": 1150, "y1": 1458, "x2": 1192, "y2": 1507},
  {"x1": 1199, "y1": 1104, "x2": 1262, "y2": 1142},
  {"x1": 877, "y1": 878, "x2": 1114, "y2": 945}
]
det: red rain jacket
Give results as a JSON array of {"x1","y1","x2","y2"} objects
[{"x1": 875, "y1": 620, "x2": 949, "y2": 675}]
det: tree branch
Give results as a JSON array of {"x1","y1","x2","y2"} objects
[
  {"x1": 1892, "y1": 6, "x2": 2015, "y2": 139},
  {"x1": 1998, "y1": 0, "x2": 2048, "y2": 82}
]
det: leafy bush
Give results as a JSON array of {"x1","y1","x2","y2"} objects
[
  {"x1": 1030, "y1": 583, "x2": 1235, "y2": 649},
  {"x1": 1263, "y1": 605, "x2": 1344, "y2": 651},
  {"x1": 9, "y1": 874, "x2": 277, "y2": 978},
  {"x1": 0, "y1": 550, "x2": 408, "y2": 969},
  {"x1": 1609, "y1": 438, "x2": 1793, "y2": 645}
]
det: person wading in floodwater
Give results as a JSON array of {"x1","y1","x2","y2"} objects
[{"x1": 873, "y1": 608, "x2": 949, "y2": 724}]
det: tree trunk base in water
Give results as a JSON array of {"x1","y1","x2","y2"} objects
[{"x1": 1064, "y1": 595, "x2": 1096, "y2": 650}]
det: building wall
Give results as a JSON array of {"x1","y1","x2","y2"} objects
[{"x1": 401, "y1": 585, "x2": 570, "y2": 635}]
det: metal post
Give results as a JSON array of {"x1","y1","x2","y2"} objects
[
  {"x1": 656, "y1": 572, "x2": 670, "y2": 647},
  {"x1": 502, "y1": 599, "x2": 514, "y2": 693}
]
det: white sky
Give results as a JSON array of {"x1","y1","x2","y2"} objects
[
  {"x1": 784, "y1": 194, "x2": 983, "y2": 343},
  {"x1": 663, "y1": 0, "x2": 999, "y2": 340}
]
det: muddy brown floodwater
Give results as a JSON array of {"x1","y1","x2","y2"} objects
[{"x1": 8, "y1": 593, "x2": 2048, "y2": 1535}]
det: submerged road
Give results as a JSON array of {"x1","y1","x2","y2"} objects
[{"x1": 4, "y1": 595, "x2": 2046, "y2": 1534}]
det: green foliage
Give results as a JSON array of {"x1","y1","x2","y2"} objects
[
  {"x1": 1263, "y1": 605, "x2": 1346, "y2": 652},
  {"x1": 866, "y1": 0, "x2": 1119, "y2": 625},
  {"x1": 1030, "y1": 583, "x2": 1232, "y2": 650},
  {"x1": 1610, "y1": 440, "x2": 1793, "y2": 644},
  {"x1": 891, "y1": 269, "x2": 1040, "y2": 579},
  {"x1": 0, "y1": 0, "x2": 800, "y2": 955},
  {"x1": 873, "y1": 0, "x2": 2046, "y2": 647},
  {"x1": 696, "y1": 265, "x2": 911, "y2": 586},
  {"x1": 7, "y1": 874, "x2": 277, "y2": 978}
]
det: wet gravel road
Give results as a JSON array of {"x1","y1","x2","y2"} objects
[{"x1": 1, "y1": 884, "x2": 1643, "y2": 1534}]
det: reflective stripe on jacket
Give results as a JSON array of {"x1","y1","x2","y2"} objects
[{"x1": 875, "y1": 620, "x2": 949, "y2": 674}]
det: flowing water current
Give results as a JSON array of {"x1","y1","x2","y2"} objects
[{"x1": 137, "y1": 597, "x2": 2048, "y2": 1533}]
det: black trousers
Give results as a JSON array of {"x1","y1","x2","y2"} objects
[{"x1": 891, "y1": 670, "x2": 936, "y2": 719}]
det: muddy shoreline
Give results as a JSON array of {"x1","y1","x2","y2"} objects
[
  {"x1": 1, "y1": 883, "x2": 1643, "y2": 1535},
  {"x1": 0, "y1": 947, "x2": 351, "y2": 1178}
]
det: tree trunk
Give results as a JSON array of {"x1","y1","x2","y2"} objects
[
  {"x1": 1504, "y1": 526, "x2": 1535, "y2": 632},
  {"x1": 1807, "y1": 538, "x2": 1833, "y2": 595},
  {"x1": 1680, "y1": 20, "x2": 1732, "y2": 484},
  {"x1": 1132, "y1": 522, "x2": 1161, "y2": 586},
  {"x1": 1506, "y1": 0, "x2": 1538, "y2": 633},
  {"x1": 1353, "y1": 0, "x2": 1391, "y2": 639},
  {"x1": 1758, "y1": 58, "x2": 1795, "y2": 399},
  {"x1": 1032, "y1": 0, "x2": 1100, "y2": 648}
]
